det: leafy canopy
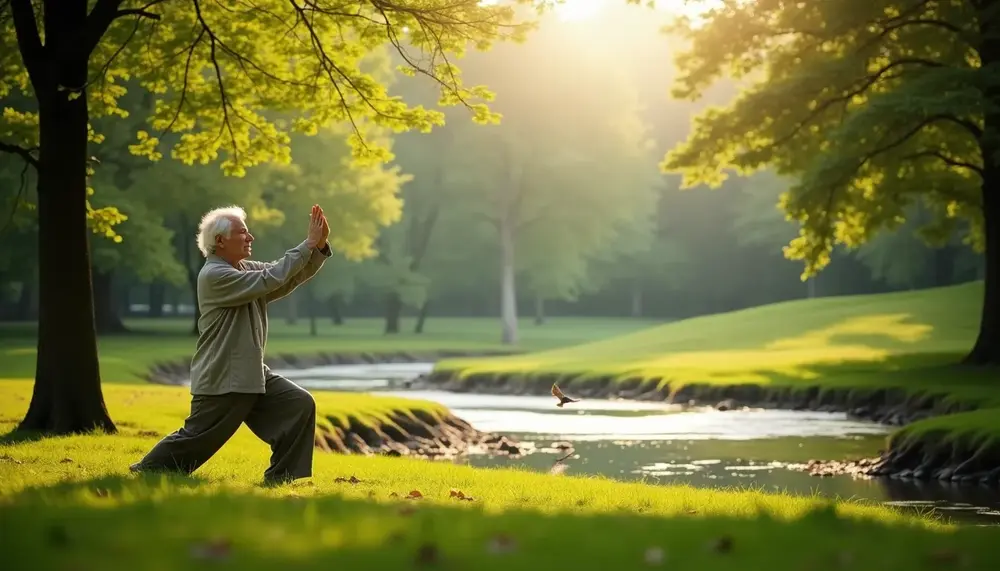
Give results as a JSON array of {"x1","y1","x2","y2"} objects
[
  {"x1": 661, "y1": 0, "x2": 985, "y2": 278},
  {"x1": 0, "y1": 0, "x2": 531, "y2": 179}
]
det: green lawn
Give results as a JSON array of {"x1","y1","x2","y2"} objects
[
  {"x1": 2, "y1": 382, "x2": 998, "y2": 570},
  {"x1": 433, "y1": 282, "x2": 1000, "y2": 451},
  {"x1": 0, "y1": 316, "x2": 656, "y2": 384}
]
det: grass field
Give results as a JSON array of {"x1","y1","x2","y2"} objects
[
  {"x1": 0, "y1": 316, "x2": 655, "y2": 384},
  {"x1": 433, "y1": 282, "x2": 1000, "y2": 449},
  {"x1": 2, "y1": 382, "x2": 998, "y2": 570}
]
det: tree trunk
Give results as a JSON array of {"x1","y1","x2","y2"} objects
[
  {"x1": 330, "y1": 295, "x2": 344, "y2": 326},
  {"x1": 14, "y1": 278, "x2": 34, "y2": 321},
  {"x1": 92, "y1": 267, "x2": 127, "y2": 335},
  {"x1": 17, "y1": 25, "x2": 115, "y2": 433},
  {"x1": 384, "y1": 291, "x2": 402, "y2": 334},
  {"x1": 806, "y1": 278, "x2": 816, "y2": 299},
  {"x1": 966, "y1": 5, "x2": 1000, "y2": 365},
  {"x1": 630, "y1": 280, "x2": 643, "y2": 317},
  {"x1": 148, "y1": 282, "x2": 165, "y2": 317},
  {"x1": 414, "y1": 300, "x2": 429, "y2": 334},
  {"x1": 499, "y1": 216, "x2": 518, "y2": 345},
  {"x1": 285, "y1": 293, "x2": 298, "y2": 326},
  {"x1": 930, "y1": 246, "x2": 956, "y2": 288},
  {"x1": 187, "y1": 265, "x2": 201, "y2": 336},
  {"x1": 534, "y1": 295, "x2": 545, "y2": 325},
  {"x1": 307, "y1": 292, "x2": 317, "y2": 337},
  {"x1": 965, "y1": 170, "x2": 1000, "y2": 364}
]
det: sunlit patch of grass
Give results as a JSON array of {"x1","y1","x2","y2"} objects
[
  {"x1": 0, "y1": 380, "x2": 453, "y2": 488},
  {"x1": 3, "y1": 424, "x2": 999, "y2": 571},
  {"x1": 436, "y1": 282, "x2": 984, "y2": 395}
]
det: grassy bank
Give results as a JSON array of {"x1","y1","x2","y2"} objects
[
  {"x1": 2, "y1": 383, "x2": 998, "y2": 570},
  {"x1": 0, "y1": 316, "x2": 654, "y2": 384},
  {"x1": 431, "y1": 282, "x2": 1000, "y2": 473},
  {"x1": 434, "y1": 282, "x2": 980, "y2": 388}
]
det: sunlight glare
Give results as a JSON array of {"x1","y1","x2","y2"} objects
[{"x1": 549, "y1": 0, "x2": 725, "y2": 24}]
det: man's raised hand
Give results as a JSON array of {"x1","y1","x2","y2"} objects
[
  {"x1": 317, "y1": 205, "x2": 330, "y2": 249},
  {"x1": 306, "y1": 204, "x2": 324, "y2": 249}
]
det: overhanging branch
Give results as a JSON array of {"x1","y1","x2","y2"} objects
[
  {"x1": 10, "y1": 0, "x2": 42, "y2": 85},
  {"x1": 770, "y1": 58, "x2": 949, "y2": 150},
  {"x1": 903, "y1": 150, "x2": 983, "y2": 175},
  {"x1": 0, "y1": 141, "x2": 39, "y2": 168}
]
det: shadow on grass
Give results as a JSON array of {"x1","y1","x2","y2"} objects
[
  {"x1": 0, "y1": 428, "x2": 47, "y2": 445},
  {"x1": 1, "y1": 475, "x2": 997, "y2": 571}
]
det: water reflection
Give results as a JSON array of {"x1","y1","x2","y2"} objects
[
  {"x1": 291, "y1": 367, "x2": 1000, "y2": 526},
  {"x1": 377, "y1": 389, "x2": 891, "y2": 440}
]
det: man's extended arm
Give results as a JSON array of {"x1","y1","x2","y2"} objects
[
  {"x1": 244, "y1": 243, "x2": 333, "y2": 303},
  {"x1": 200, "y1": 241, "x2": 315, "y2": 308}
]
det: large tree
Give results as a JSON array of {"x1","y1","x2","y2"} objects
[
  {"x1": 662, "y1": 0, "x2": 996, "y2": 364},
  {"x1": 0, "y1": 0, "x2": 528, "y2": 434}
]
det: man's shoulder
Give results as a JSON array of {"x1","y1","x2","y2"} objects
[{"x1": 199, "y1": 258, "x2": 231, "y2": 279}]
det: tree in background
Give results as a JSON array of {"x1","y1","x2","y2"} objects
[
  {"x1": 663, "y1": 0, "x2": 994, "y2": 364},
  {"x1": 0, "y1": 0, "x2": 529, "y2": 434},
  {"x1": 437, "y1": 16, "x2": 661, "y2": 344}
]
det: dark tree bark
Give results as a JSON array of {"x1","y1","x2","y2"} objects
[
  {"x1": 179, "y1": 217, "x2": 201, "y2": 336},
  {"x1": 383, "y1": 167, "x2": 442, "y2": 334},
  {"x1": 148, "y1": 282, "x2": 165, "y2": 317},
  {"x1": 329, "y1": 295, "x2": 344, "y2": 325},
  {"x1": 92, "y1": 268, "x2": 127, "y2": 334},
  {"x1": 630, "y1": 280, "x2": 643, "y2": 318},
  {"x1": 14, "y1": 278, "x2": 34, "y2": 321},
  {"x1": 966, "y1": 1, "x2": 1000, "y2": 365},
  {"x1": 15, "y1": 0, "x2": 117, "y2": 434},
  {"x1": 307, "y1": 291, "x2": 317, "y2": 336},
  {"x1": 285, "y1": 294, "x2": 299, "y2": 326},
  {"x1": 384, "y1": 291, "x2": 402, "y2": 334},
  {"x1": 413, "y1": 300, "x2": 429, "y2": 334}
]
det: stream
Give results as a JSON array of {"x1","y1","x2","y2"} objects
[{"x1": 277, "y1": 363, "x2": 1000, "y2": 526}]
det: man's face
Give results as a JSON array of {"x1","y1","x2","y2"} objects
[{"x1": 216, "y1": 217, "x2": 254, "y2": 261}]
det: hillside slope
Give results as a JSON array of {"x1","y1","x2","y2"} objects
[{"x1": 434, "y1": 281, "x2": 982, "y2": 390}]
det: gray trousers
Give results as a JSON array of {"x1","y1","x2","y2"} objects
[{"x1": 134, "y1": 373, "x2": 317, "y2": 484}]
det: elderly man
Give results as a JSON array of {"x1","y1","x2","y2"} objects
[{"x1": 131, "y1": 204, "x2": 332, "y2": 485}]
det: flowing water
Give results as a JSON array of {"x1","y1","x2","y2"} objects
[{"x1": 277, "y1": 363, "x2": 1000, "y2": 526}]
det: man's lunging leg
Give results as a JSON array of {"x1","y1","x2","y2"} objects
[
  {"x1": 245, "y1": 374, "x2": 317, "y2": 484},
  {"x1": 132, "y1": 394, "x2": 257, "y2": 474}
]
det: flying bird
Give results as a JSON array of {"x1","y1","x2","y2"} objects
[{"x1": 551, "y1": 384, "x2": 580, "y2": 408}]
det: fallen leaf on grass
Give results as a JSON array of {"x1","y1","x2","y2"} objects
[
  {"x1": 0, "y1": 454, "x2": 23, "y2": 465},
  {"x1": 190, "y1": 538, "x2": 232, "y2": 561},
  {"x1": 59, "y1": 458, "x2": 74, "y2": 464},
  {"x1": 486, "y1": 533, "x2": 517, "y2": 555},
  {"x1": 927, "y1": 549, "x2": 967, "y2": 566},
  {"x1": 93, "y1": 488, "x2": 109, "y2": 498},
  {"x1": 644, "y1": 547, "x2": 665, "y2": 566},
  {"x1": 449, "y1": 489, "x2": 475, "y2": 501},
  {"x1": 398, "y1": 504, "x2": 417, "y2": 517},
  {"x1": 416, "y1": 542, "x2": 439, "y2": 565},
  {"x1": 389, "y1": 492, "x2": 399, "y2": 498},
  {"x1": 137, "y1": 430, "x2": 160, "y2": 437},
  {"x1": 46, "y1": 524, "x2": 69, "y2": 547},
  {"x1": 334, "y1": 475, "x2": 362, "y2": 484},
  {"x1": 708, "y1": 535, "x2": 733, "y2": 554},
  {"x1": 407, "y1": 490, "x2": 423, "y2": 499}
]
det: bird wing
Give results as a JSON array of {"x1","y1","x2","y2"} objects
[{"x1": 551, "y1": 384, "x2": 566, "y2": 399}]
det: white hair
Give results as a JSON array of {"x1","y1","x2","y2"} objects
[{"x1": 196, "y1": 205, "x2": 247, "y2": 257}]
